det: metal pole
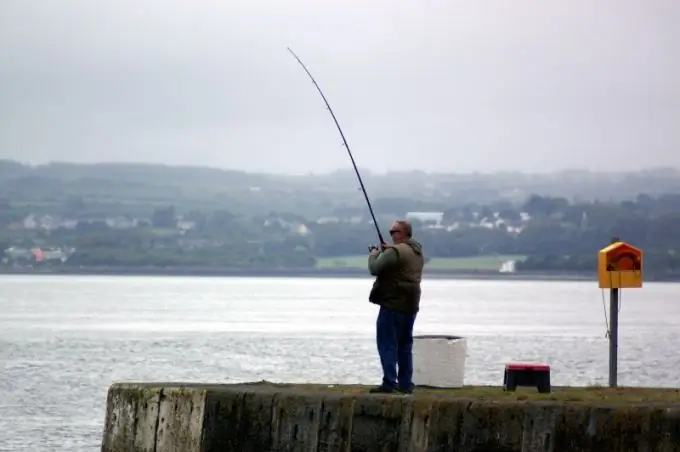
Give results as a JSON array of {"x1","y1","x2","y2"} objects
[{"x1": 608, "y1": 287, "x2": 619, "y2": 387}]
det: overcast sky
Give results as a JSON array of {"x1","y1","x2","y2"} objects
[{"x1": 1, "y1": 0, "x2": 678, "y2": 174}]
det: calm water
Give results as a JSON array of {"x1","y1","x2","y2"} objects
[{"x1": 0, "y1": 275, "x2": 679, "y2": 451}]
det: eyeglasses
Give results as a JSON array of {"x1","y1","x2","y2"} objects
[{"x1": 389, "y1": 229, "x2": 401, "y2": 235}]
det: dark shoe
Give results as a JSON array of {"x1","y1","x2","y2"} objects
[
  {"x1": 397, "y1": 388, "x2": 413, "y2": 395},
  {"x1": 369, "y1": 385, "x2": 396, "y2": 394}
]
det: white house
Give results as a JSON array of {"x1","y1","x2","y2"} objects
[{"x1": 406, "y1": 212, "x2": 444, "y2": 226}]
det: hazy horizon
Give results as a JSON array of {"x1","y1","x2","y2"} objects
[
  {"x1": 5, "y1": 157, "x2": 680, "y2": 179},
  {"x1": 2, "y1": 0, "x2": 679, "y2": 175}
]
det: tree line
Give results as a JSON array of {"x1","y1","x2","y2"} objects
[{"x1": 2, "y1": 193, "x2": 680, "y2": 277}]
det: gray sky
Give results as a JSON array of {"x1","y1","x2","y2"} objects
[{"x1": 1, "y1": 0, "x2": 678, "y2": 174}]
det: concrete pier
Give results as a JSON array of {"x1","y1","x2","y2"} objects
[{"x1": 101, "y1": 382, "x2": 680, "y2": 452}]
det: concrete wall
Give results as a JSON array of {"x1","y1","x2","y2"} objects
[{"x1": 101, "y1": 382, "x2": 680, "y2": 452}]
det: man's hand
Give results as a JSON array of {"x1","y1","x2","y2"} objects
[{"x1": 368, "y1": 243, "x2": 398, "y2": 276}]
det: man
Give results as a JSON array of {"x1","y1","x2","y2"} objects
[{"x1": 367, "y1": 220, "x2": 425, "y2": 394}]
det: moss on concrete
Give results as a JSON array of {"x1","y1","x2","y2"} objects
[
  {"x1": 235, "y1": 381, "x2": 680, "y2": 405},
  {"x1": 101, "y1": 382, "x2": 680, "y2": 452}
]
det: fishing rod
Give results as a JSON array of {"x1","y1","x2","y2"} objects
[{"x1": 286, "y1": 47, "x2": 386, "y2": 247}]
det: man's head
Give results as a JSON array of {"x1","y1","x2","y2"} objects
[{"x1": 389, "y1": 220, "x2": 412, "y2": 244}]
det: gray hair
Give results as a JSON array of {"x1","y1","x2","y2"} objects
[{"x1": 395, "y1": 220, "x2": 413, "y2": 238}]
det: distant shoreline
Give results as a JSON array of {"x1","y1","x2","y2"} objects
[{"x1": 0, "y1": 266, "x2": 597, "y2": 281}]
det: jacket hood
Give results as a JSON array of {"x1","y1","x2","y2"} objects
[{"x1": 403, "y1": 238, "x2": 423, "y2": 256}]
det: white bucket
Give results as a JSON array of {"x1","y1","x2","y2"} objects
[{"x1": 413, "y1": 335, "x2": 467, "y2": 388}]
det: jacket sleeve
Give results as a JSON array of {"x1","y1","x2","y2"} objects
[{"x1": 368, "y1": 247, "x2": 399, "y2": 276}]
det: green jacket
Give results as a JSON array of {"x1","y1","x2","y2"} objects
[{"x1": 367, "y1": 238, "x2": 425, "y2": 314}]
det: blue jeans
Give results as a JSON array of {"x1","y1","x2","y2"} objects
[{"x1": 376, "y1": 306, "x2": 417, "y2": 391}]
